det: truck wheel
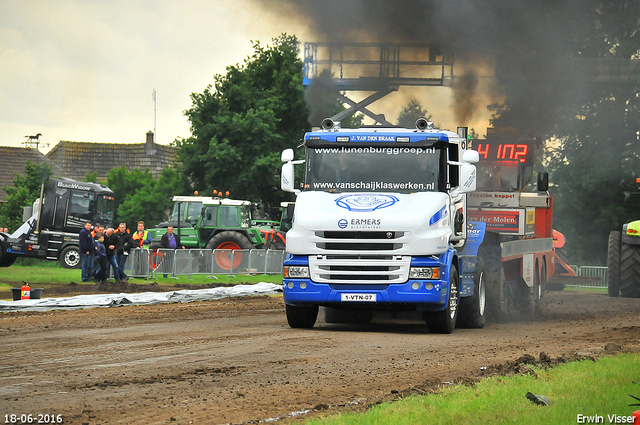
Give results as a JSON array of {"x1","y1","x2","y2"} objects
[
  {"x1": 427, "y1": 265, "x2": 459, "y2": 334},
  {"x1": 60, "y1": 246, "x2": 81, "y2": 269},
  {"x1": 206, "y1": 231, "x2": 254, "y2": 271},
  {"x1": 0, "y1": 241, "x2": 16, "y2": 267},
  {"x1": 478, "y1": 233, "x2": 507, "y2": 322},
  {"x1": 457, "y1": 258, "x2": 486, "y2": 329},
  {"x1": 286, "y1": 304, "x2": 318, "y2": 328},
  {"x1": 607, "y1": 231, "x2": 621, "y2": 297},
  {"x1": 619, "y1": 242, "x2": 640, "y2": 298}
]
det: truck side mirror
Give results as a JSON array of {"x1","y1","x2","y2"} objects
[
  {"x1": 462, "y1": 150, "x2": 479, "y2": 164},
  {"x1": 281, "y1": 163, "x2": 299, "y2": 193},
  {"x1": 281, "y1": 148, "x2": 294, "y2": 162},
  {"x1": 537, "y1": 172, "x2": 549, "y2": 192},
  {"x1": 457, "y1": 163, "x2": 477, "y2": 193}
]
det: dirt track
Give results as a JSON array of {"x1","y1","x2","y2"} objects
[{"x1": 1, "y1": 290, "x2": 639, "y2": 425}]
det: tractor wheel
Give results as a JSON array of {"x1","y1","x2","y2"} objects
[
  {"x1": 619, "y1": 242, "x2": 640, "y2": 298},
  {"x1": 286, "y1": 304, "x2": 318, "y2": 328},
  {"x1": 206, "y1": 231, "x2": 254, "y2": 271},
  {"x1": 59, "y1": 246, "x2": 81, "y2": 269},
  {"x1": 457, "y1": 257, "x2": 486, "y2": 329},
  {"x1": 607, "y1": 231, "x2": 621, "y2": 297},
  {"x1": 427, "y1": 265, "x2": 459, "y2": 334}
]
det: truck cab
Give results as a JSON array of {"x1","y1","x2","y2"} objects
[{"x1": 280, "y1": 119, "x2": 478, "y2": 332}]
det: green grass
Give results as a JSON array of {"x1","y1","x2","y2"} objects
[
  {"x1": 0, "y1": 264, "x2": 282, "y2": 299},
  {"x1": 304, "y1": 354, "x2": 640, "y2": 425}
]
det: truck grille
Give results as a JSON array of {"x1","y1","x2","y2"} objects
[
  {"x1": 314, "y1": 231, "x2": 405, "y2": 252},
  {"x1": 309, "y1": 254, "x2": 411, "y2": 284}
]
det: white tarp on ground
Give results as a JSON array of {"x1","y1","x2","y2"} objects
[{"x1": 0, "y1": 282, "x2": 282, "y2": 312}]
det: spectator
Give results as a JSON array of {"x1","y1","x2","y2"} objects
[
  {"x1": 159, "y1": 226, "x2": 185, "y2": 278},
  {"x1": 132, "y1": 221, "x2": 151, "y2": 248},
  {"x1": 115, "y1": 222, "x2": 134, "y2": 281},
  {"x1": 104, "y1": 227, "x2": 122, "y2": 282},
  {"x1": 94, "y1": 235, "x2": 108, "y2": 283},
  {"x1": 79, "y1": 221, "x2": 94, "y2": 282},
  {"x1": 90, "y1": 223, "x2": 105, "y2": 278}
]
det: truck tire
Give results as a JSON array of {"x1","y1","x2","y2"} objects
[
  {"x1": 60, "y1": 246, "x2": 81, "y2": 269},
  {"x1": 619, "y1": 242, "x2": 640, "y2": 298},
  {"x1": 457, "y1": 258, "x2": 486, "y2": 329},
  {"x1": 607, "y1": 231, "x2": 621, "y2": 297},
  {"x1": 286, "y1": 304, "x2": 318, "y2": 328},
  {"x1": 206, "y1": 231, "x2": 254, "y2": 271},
  {"x1": 0, "y1": 241, "x2": 16, "y2": 267},
  {"x1": 478, "y1": 232, "x2": 507, "y2": 322},
  {"x1": 427, "y1": 265, "x2": 459, "y2": 334}
]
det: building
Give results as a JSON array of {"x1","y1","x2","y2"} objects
[
  {"x1": 46, "y1": 132, "x2": 177, "y2": 181},
  {"x1": 0, "y1": 147, "x2": 58, "y2": 205}
]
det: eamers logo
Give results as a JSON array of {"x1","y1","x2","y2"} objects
[{"x1": 335, "y1": 194, "x2": 399, "y2": 212}]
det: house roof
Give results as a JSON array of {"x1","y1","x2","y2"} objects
[
  {"x1": 46, "y1": 140, "x2": 177, "y2": 181},
  {"x1": 0, "y1": 147, "x2": 57, "y2": 203}
]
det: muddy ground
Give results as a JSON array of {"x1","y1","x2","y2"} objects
[{"x1": 1, "y1": 289, "x2": 639, "y2": 425}]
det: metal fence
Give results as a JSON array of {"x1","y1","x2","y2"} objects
[
  {"x1": 571, "y1": 266, "x2": 608, "y2": 288},
  {"x1": 566, "y1": 265, "x2": 608, "y2": 289},
  {"x1": 122, "y1": 248, "x2": 286, "y2": 280}
]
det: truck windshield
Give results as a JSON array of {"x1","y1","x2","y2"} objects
[
  {"x1": 95, "y1": 195, "x2": 115, "y2": 226},
  {"x1": 476, "y1": 161, "x2": 519, "y2": 191},
  {"x1": 305, "y1": 145, "x2": 440, "y2": 193}
]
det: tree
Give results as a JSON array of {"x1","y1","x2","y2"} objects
[
  {"x1": 488, "y1": 1, "x2": 640, "y2": 264},
  {"x1": 177, "y1": 34, "x2": 309, "y2": 210},
  {"x1": 397, "y1": 98, "x2": 432, "y2": 128},
  {"x1": 106, "y1": 166, "x2": 191, "y2": 228},
  {"x1": 0, "y1": 161, "x2": 53, "y2": 232}
]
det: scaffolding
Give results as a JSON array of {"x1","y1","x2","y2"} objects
[{"x1": 303, "y1": 43, "x2": 453, "y2": 125}]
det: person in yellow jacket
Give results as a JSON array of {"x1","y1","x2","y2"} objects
[{"x1": 132, "y1": 221, "x2": 151, "y2": 248}]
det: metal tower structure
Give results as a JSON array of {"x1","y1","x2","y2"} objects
[{"x1": 303, "y1": 42, "x2": 453, "y2": 126}]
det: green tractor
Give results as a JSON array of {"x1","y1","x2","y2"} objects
[
  {"x1": 607, "y1": 177, "x2": 640, "y2": 297},
  {"x1": 607, "y1": 220, "x2": 640, "y2": 297},
  {"x1": 148, "y1": 195, "x2": 286, "y2": 271}
]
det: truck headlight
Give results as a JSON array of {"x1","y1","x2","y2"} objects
[
  {"x1": 409, "y1": 267, "x2": 440, "y2": 279},
  {"x1": 284, "y1": 266, "x2": 309, "y2": 278}
]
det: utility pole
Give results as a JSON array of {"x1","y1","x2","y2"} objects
[{"x1": 152, "y1": 88, "x2": 157, "y2": 142}]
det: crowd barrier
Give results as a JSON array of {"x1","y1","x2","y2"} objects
[
  {"x1": 568, "y1": 265, "x2": 608, "y2": 288},
  {"x1": 122, "y1": 248, "x2": 286, "y2": 280}
]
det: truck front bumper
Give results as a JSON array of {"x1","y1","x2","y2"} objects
[{"x1": 283, "y1": 279, "x2": 449, "y2": 307}]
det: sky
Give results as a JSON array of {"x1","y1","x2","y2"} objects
[{"x1": 0, "y1": 0, "x2": 494, "y2": 154}]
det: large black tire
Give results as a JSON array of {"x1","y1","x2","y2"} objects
[
  {"x1": 619, "y1": 242, "x2": 640, "y2": 298},
  {"x1": 59, "y1": 245, "x2": 81, "y2": 269},
  {"x1": 607, "y1": 231, "x2": 621, "y2": 297},
  {"x1": 427, "y1": 265, "x2": 459, "y2": 334},
  {"x1": 286, "y1": 304, "x2": 319, "y2": 328},
  {"x1": 478, "y1": 232, "x2": 507, "y2": 322},
  {"x1": 457, "y1": 258, "x2": 486, "y2": 329},
  {"x1": 206, "y1": 231, "x2": 254, "y2": 271}
]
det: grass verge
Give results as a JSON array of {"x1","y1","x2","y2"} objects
[
  {"x1": 0, "y1": 264, "x2": 282, "y2": 298},
  {"x1": 304, "y1": 354, "x2": 640, "y2": 425}
]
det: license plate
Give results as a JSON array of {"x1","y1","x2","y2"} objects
[{"x1": 341, "y1": 293, "x2": 376, "y2": 302}]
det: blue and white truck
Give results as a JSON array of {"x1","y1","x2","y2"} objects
[{"x1": 279, "y1": 118, "x2": 482, "y2": 333}]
